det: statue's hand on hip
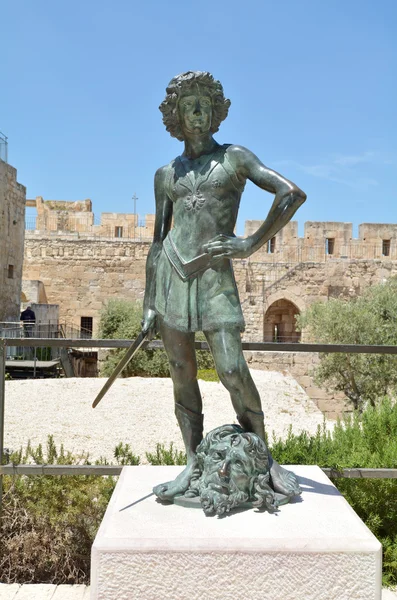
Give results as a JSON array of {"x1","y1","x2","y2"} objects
[{"x1": 204, "y1": 234, "x2": 251, "y2": 259}]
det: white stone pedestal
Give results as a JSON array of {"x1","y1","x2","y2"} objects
[{"x1": 91, "y1": 465, "x2": 382, "y2": 600}]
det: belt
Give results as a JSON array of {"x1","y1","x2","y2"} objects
[{"x1": 163, "y1": 234, "x2": 214, "y2": 281}]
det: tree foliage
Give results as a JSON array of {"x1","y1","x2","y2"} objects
[
  {"x1": 297, "y1": 278, "x2": 397, "y2": 410},
  {"x1": 98, "y1": 299, "x2": 215, "y2": 377}
]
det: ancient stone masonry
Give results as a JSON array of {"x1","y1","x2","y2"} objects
[
  {"x1": 236, "y1": 220, "x2": 397, "y2": 342},
  {"x1": 23, "y1": 208, "x2": 397, "y2": 336},
  {"x1": 26, "y1": 196, "x2": 155, "y2": 240},
  {"x1": 0, "y1": 159, "x2": 26, "y2": 321},
  {"x1": 235, "y1": 258, "x2": 397, "y2": 343},
  {"x1": 23, "y1": 236, "x2": 150, "y2": 333}
]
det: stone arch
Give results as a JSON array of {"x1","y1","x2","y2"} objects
[
  {"x1": 263, "y1": 295, "x2": 302, "y2": 343},
  {"x1": 264, "y1": 290, "x2": 306, "y2": 314}
]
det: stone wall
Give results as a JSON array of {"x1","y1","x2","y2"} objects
[
  {"x1": 245, "y1": 220, "x2": 397, "y2": 262},
  {"x1": 0, "y1": 160, "x2": 26, "y2": 321},
  {"x1": 234, "y1": 257, "x2": 397, "y2": 341},
  {"x1": 243, "y1": 351, "x2": 349, "y2": 419},
  {"x1": 26, "y1": 197, "x2": 154, "y2": 240},
  {"x1": 23, "y1": 233, "x2": 397, "y2": 338},
  {"x1": 26, "y1": 196, "x2": 397, "y2": 258},
  {"x1": 21, "y1": 280, "x2": 48, "y2": 304},
  {"x1": 23, "y1": 236, "x2": 150, "y2": 333},
  {"x1": 98, "y1": 213, "x2": 155, "y2": 239},
  {"x1": 22, "y1": 226, "x2": 397, "y2": 417}
]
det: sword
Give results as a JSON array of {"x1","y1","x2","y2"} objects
[{"x1": 92, "y1": 330, "x2": 148, "y2": 408}]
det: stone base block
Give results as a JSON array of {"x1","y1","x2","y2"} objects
[{"x1": 91, "y1": 465, "x2": 381, "y2": 600}]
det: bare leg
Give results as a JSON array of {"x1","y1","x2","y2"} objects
[
  {"x1": 205, "y1": 327, "x2": 301, "y2": 497},
  {"x1": 153, "y1": 318, "x2": 203, "y2": 500}
]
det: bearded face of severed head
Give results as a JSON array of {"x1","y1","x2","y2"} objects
[{"x1": 191, "y1": 425, "x2": 277, "y2": 517}]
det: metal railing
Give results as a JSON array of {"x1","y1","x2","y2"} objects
[
  {"x1": 0, "y1": 131, "x2": 8, "y2": 163},
  {"x1": 1, "y1": 337, "x2": 397, "y2": 510},
  {"x1": 0, "y1": 322, "x2": 95, "y2": 362}
]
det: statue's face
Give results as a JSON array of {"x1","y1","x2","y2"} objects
[
  {"x1": 201, "y1": 434, "x2": 256, "y2": 497},
  {"x1": 178, "y1": 90, "x2": 212, "y2": 136}
]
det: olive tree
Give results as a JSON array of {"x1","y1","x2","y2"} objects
[{"x1": 297, "y1": 278, "x2": 397, "y2": 411}]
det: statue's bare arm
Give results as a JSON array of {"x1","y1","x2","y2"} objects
[
  {"x1": 204, "y1": 145, "x2": 306, "y2": 259},
  {"x1": 142, "y1": 166, "x2": 173, "y2": 333}
]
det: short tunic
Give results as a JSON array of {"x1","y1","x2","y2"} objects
[
  {"x1": 152, "y1": 144, "x2": 246, "y2": 333},
  {"x1": 154, "y1": 237, "x2": 245, "y2": 333}
]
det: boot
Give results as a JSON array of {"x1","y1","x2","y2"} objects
[
  {"x1": 152, "y1": 403, "x2": 204, "y2": 500},
  {"x1": 237, "y1": 408, "x2": 266, "y2": 441},
  {"x1": 175, "y1": 402, "x2": 204, "y2": 460}
]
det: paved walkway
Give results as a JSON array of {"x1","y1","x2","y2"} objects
[
  {"x1": 0, "y1": 584, "x2": 396, "y2": 599},
  {"x1": 0, "y1": 585, "x2": 89, "y2": 599}
]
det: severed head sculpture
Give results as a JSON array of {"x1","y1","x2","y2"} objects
[{"x1": 182, "y1": 424, "x2": 293, "y2": 517}]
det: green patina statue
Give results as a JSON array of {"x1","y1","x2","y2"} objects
[
  {"x1": 142, "y1": 71, "x2": 306, "y2": 509},
  {"x1": 182, "y1": 424, "x2": 289, "y2": 516}
]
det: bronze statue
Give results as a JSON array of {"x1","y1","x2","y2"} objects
[
  {"x1": 183, "y1": 424, "x2": 289, "y2": 516},
  {"x1": 142, "y1": 71, "x2": 306, "y2": 505}
]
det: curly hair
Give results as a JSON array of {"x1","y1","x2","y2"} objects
[
  {"x1": 159, "y1": 71, "x2": 231, "y2": 141},
  {"x1": 196, "y1": 424, "x2": 269, "y2": 473}
]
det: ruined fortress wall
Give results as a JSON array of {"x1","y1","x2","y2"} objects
[{"x1": 0, "y1": 160, "x2": 26, "y2": 321}]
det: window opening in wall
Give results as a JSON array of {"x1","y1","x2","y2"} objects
[
  {"x1": 382, "y1": 239, "x2": 391, "y2": 257},
  {"x1": 325, "y1": 238, "x2": 335, "y2": 255},
  {"x1": 7, "y1": 265, "x2": 14, "y2": 278},
  {"x1": 115, "y1": 226, "x2": 123, "y2": 238},
  {"x1": 267, "y1": 237, "x2": 276, "y2": 254},
  {"x1": 81, "y1": 316, "x2": 93, "y2": 339},
  {"x1": 273, "y1": 324, "x2": 279, "y2": 342}
]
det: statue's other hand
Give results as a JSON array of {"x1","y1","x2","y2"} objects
[
  {"x1": 141, "y1": 309, "x2": 157, "y2": 340},
  {"x1": 203, "y1": 234, "x2": 251, "y2": 259}
]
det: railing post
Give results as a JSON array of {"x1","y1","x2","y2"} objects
[{"x1": 0, "y1": 339, "x2": 6, "y2": 513}]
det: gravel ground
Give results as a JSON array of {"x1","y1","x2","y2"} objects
[{"x1": 4, "y1": 370, "x2": 333, "y2": 463}]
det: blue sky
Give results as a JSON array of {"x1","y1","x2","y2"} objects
[{"x1": 2, "y1": 0, "x2": 396, "y2": 236}]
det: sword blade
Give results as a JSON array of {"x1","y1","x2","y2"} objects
[{"x1": 92, "y1": 331, "x2": 148, "y2": 408}]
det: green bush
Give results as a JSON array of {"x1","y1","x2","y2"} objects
[
  {"x1": 0, "y1": 437, "x2": 188, "y2": 584},
  {"x1": 98, "y1": 298, "x2": 215, "y2": 377},
  {"x1": 270, "y1": 398, "x2": 397, "y2": 469},
  {"x1": 0, "y1": 436, "x2": 116, "y2": 584},
  {"x1": 336, "y1": 479, "x2": 397, "y2": 587},
  {"x1": 146, "y1": 442, "x2": 186, "y2": 466},
  {"x1": 270, "y1": 398, "x2": 397, "y2": 587},
  {"x1": 113, "y1": 442, "x2": 140, "y2": 466},
  {"x1": 2, "y1": 402, "x2": 396, "y2": 586}
]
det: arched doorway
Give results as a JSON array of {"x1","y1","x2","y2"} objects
[{"x1": 263, "y1": 299, "x2": 301, "y2": 342}]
